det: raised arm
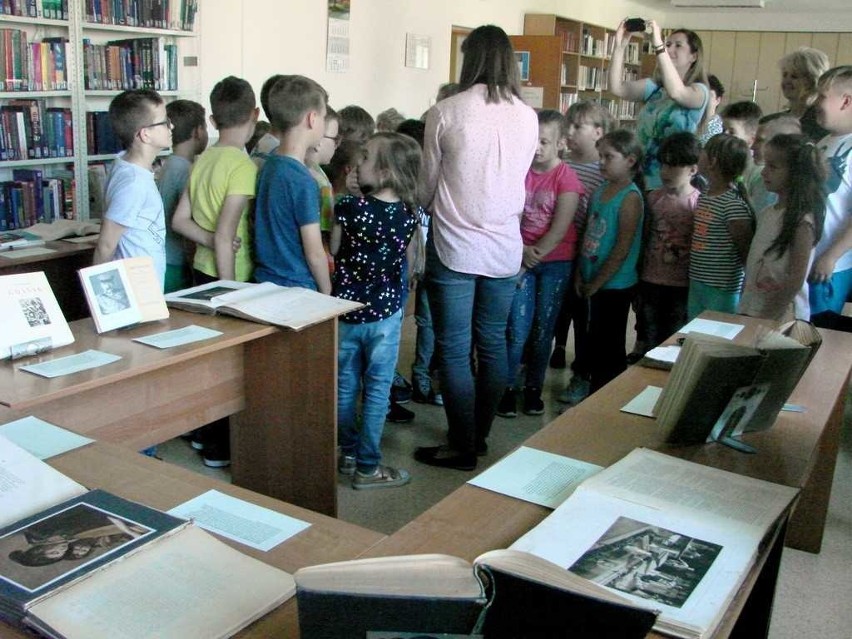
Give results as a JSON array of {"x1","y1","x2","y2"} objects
[
  {"x1": 647, "y1": 20, "x2": 707, "y2": 110},
  {"x1": 608, "y1": 19, "x2": 650, "y2": 102}
]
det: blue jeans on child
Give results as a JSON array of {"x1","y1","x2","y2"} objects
[
  {"x1": 506, "y1": 260, "x2": 571, "y2": 390},
  {"x1": 337, "y1": 309, "x2": 403, "y2": 474},
  {"x1": 411, "y1": 282, "x2": 436, "y2": 394},
  {"x1": 426, "y1": 239, "x2": 518, "y2": 454}
]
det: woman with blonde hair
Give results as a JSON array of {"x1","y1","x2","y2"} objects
[{"x1": 774, "y1": 47, "x2": 830, "y2": 141}]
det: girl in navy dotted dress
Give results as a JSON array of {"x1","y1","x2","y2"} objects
[{"x1": 331, "y1": 132, "x2": 421, "y2": 490}]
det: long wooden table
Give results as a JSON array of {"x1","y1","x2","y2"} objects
[
  {"x1": 365, "y1": 313, "x2": 852, "y2": 638},
  {"x1": 0, "y1": 310, "x2": 341, "y2": 516},
  {"x1": 0, "y1": 441, "x2": 385, "y2": 639}
]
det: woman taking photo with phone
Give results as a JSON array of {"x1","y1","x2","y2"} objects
[{"x1": 609, "y1": 18, "x2": 709, "y2": 190}]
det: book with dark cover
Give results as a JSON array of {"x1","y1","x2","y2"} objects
[{"x1": 478, "y1": 562, "x2": 657, "y2": 639}]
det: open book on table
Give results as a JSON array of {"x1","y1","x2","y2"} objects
[
  {"x1": 1, "y1": 272, "x2": 74, "y2": 360},
  {"x1": 510, "y1": 448, "x2": 799, "y2": 639},
  {"x1": 293, "y1": 549, "x2": 658, "y2": 638},
  {"x1": 0, "y1": 435, "x2": 295, "y2": 639},
  {"x1": 0, "y1": 231, "x2": 46, "y2": 251},
  {"x1": 653, "y1": 319, "x2": 821, "y2": 446},
  {"x1": 165, "y1": 280, "x2": 363, "y2": 331},
  {"x1": 78, "y1": 257, "x2": 169, "y2": 333}
]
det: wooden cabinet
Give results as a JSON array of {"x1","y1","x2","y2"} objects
[{"x1": 513, "y1": 13, "x2": 640, "y2": 124}]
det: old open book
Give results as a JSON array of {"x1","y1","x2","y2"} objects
[
  {"x1": 165, "y1": 280, "x2": 362, "y2": 331},
  {"x1": 1, "y1": 272, "x2": 74, "y2": 360},
  {"x1": 0, "y1": 436, "x2": 295, "y2": 639},
  {"x1": 510, "y1": 448, "x2": 799, "y2": 639}
]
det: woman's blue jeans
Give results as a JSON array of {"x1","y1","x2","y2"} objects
[{"x1": 426, "y1": 241, "x2": 518, "y2": 454}]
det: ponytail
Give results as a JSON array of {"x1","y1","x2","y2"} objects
[{"x1": 766, "y1": 135, "x2": 826, "y2": 258}]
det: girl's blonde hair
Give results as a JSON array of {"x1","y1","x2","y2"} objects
[{"x1": 764, "y1": 134, "x2": 826, "y2": 257}]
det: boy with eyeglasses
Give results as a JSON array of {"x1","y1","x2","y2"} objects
[{"x1": 93, "y1": 88, "x2": 172, "y2": 287}]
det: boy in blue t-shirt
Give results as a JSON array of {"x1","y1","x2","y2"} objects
[{"x1": 254, "y1": 75, "x2": 331, "y2": 294}]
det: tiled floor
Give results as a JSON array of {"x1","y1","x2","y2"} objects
[{"x1": 158, "y1": 315, "x2": 852, "y2": 638}]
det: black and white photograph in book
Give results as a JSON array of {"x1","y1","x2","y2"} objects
[
  {"x1": 0, "y1": 504, "x2": 151, "y2": 592},
  {"x1": 181, "y1": 285, "x2": 240, "y2": 301},
  {"x1": 90, "y1": 269, "x2": 130, "y2": 315},
  {"x1": 569, "y1": 517, "x2": 723, "y2": 608},
  {"x1": 19, "y1": 297, "x2": 51, "y2": 327}
]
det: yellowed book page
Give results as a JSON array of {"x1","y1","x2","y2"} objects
[
  {"x1": 29, "y1": 526, "x2": 295, "y2": 639},
  {"x1": 123, "y1": 257, "x2": 169, "y2": 323}
]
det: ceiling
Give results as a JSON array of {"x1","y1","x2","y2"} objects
[{"x1": 642, "y1": 0, "x2": 850, "y2": 12}]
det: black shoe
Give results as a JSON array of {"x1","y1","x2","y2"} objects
[
  {"x1": 496, "y1": 388, "x2": 518, "y2": 418},
  {"x1": 522, "y1": 387, "x2": 545, "y2": 415},
  {"x1": 391, "y1": 372, "x2": 413, "y2": 404},
  {"x1": 549, "y1": 345, "x2": 566, "y2": 369},
  {"x1": 202, "y1": 441, "x2": 230, "y2": 468},
  {"x1": 414, "y1": 445, "x2": 477, "y2": 471},
  {"x1": 387, "y1": 401, "x2": 415, "y2": 423},
  {"x1": 475, "y1": 440, "x2": 488, "y2": 456}
]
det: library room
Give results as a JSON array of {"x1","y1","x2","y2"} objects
[{"x1": 1, "y1": 0, "x2": 850, "y2": 637}]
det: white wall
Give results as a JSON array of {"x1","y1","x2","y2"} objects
[
  {"x1": 197, "y1": 0, "x2": 660, "y2": 121},
  {"x1": 661, "y1": 7, "x2": 852, "y2": 32}
]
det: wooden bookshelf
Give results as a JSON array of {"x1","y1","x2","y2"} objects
[{"x1": 517, "y1": 13, "x2": 642, "y2": 123}]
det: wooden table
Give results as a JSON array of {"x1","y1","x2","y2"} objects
[
  {"x1": 0, "y1": 441, "x2": 385, "y2": 639},
  {"x1": 0, "y1": 310, "x2": 341, "y2": 516},
  {"x1": 365, "y1": 313, "x2": 852, "y2": 638},
  {"x1": 0, "y1": 239, "x2": 96, "y2": 321}
]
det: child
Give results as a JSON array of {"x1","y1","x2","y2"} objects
[
  {"x1": 497, "y1": 110, "x2": 582, "y2": 418},
  {"x1": 332, "y1": 132, "x2": 420, "y2": 489},
  {"x1": 254, "y1": 75, "x2": 331, "y2": 293},
  {"x1": 327, "y1": 139, "x2": 364, "y2": 199},
  {"x1": 246, "y1": 120, "x2": 271, "y2": 154},
  {"x1": 552, "y1": 101, "x2": 614, "y2": 406},
  {"x1": 305, "y1": 107, "x2": 340, "y2": 263},
  {"x1": 810, "y1": 65, "x2": 852, "y2": 328},
  {"x1": 739, "y1": 134, "x2": 825, "y2": 322},
  {"x1": 636, "y1": 132, "x2": 700, "y2": 352},
  {"x1": 688, "y1": 133, "x2": 755, "y2": 319},
  {"x1": 752, "y1": 114, "x2": 801, "y2": 165},
  {"x1": 93, "y1": 89, "x2": 172, "y2": 288},
  {"x1": 337, "y1": 105, "x2": 375, "y2": 145},
  {"x1": 698, "y1": 75, "x2": 725, "y2": 146},
  {"x1": 575, "y1": 129, "x2": 644, "y2": 394},
  {"x1": 376, "y1": 108, "x2": 405, "y2": 132},
  {"x1": 173, "y1": 76, "x2": 257, "y2": 284},
  {"x1": 721, "y1": 101, "x2": 772, "y2": 212},
  {"x1": 250, "y1": 74, "x2": 285, "y2": 170},
  {"x1": 171, "y1": 76, "x2": 259, "y2": 468},
  {"x1": 156, "y1": 99, "x2": 207, "y2": 293}
]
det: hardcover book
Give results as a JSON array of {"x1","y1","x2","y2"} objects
[
  {"x1": 78, "y1": 257, "x2": 168, "y2": 333},
  {"x1": 510, "y1": 448, "x2": 799, "y2": 639},
  {"x1": 0, "y1": 272, "x2": 74, "y2": 360},
  {"x1": 0, "y1": 436, "x2": 296, "y2": 639},
  {"x1": 165, "y1": 280, "x2": 362, "y2": 332},
  {"x1": 294, "y1": 550, "x2": 658, "y2": 639}
]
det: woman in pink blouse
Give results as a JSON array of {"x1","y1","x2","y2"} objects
[{"x1": 413, "y1": 24, "x2": 538, "y2": 471}]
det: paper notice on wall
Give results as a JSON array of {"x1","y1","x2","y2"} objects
[{"x1": 327, "y1": 1, "x2": 351, "y2": 73}]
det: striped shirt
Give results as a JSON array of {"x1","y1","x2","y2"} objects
[
  {"x1": 567, "y1": 160, "x2": 605, "y2": 235},
  {"x1": 689, "y1": 188, "x2": 752, "y2": 291}
]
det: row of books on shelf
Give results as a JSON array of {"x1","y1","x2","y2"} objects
[
  {"x1": 85, "y1": 111, "x2": 120, "y2": 154},
  {"x1": 0, "y1": 29, "x2": 68, "y2": 92},
  {"x1": 83, "y1": 0, "x2": 197, "y2": 31},
  {"x1": 82, "y1": 37, "x2": 178, "y2": 91},
  {"x1": 0, "y1": 169, "x2": 74, "y2": 229},
  {"x1": 0, "y1": 103, "x2": 72, "y2": 161},
  {"x1": 580, "y1": 28, "x2": 610, "y2": 58},
  {"x1": 1, "y1": 0, "x2": 67, "y2": 19},
  {"x1": 577, "y1": 64, "x2": 607, "y2": 92}
]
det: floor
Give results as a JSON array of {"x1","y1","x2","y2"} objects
[{"x1": 158, "y1": 314, "x2": 852, "y2": 638}]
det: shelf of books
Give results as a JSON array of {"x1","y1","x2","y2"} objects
[
  {"x1": 0, "y1": 0, "x2": 198, "y2": 232},
  {"x1": 520, "y1": 13, "x2": 641, "y2": 126}
]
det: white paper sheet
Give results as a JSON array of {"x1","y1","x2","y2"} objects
[
  {"x1": 20, "y1": 349, "x2": 121, "y2": 378},
  {"x1": 621, "y1": 386, "x2": 663, "y2": 418},
  {"x1": 678, "y1": 318, "x2": 744, "y2": 340},
  {"x1": 0, "y1": 416, "x2": 93, "y2": 459},
  {"x1": 167, "y1": 490, "x2": 311, "y2": 552},
  {"x1": 467, "y1": 446, "x2": 602, "y2": 509},
  {"x1": 133, "y1": 325, "x2": 222, "y2": 349},
  {"x1": 643, "y1": 345, "x2": 681, "y2": 364}
]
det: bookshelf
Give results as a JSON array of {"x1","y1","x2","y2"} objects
[
  {"x1": 515, "y1": 14, "x2": 642, "y2": 123},
  {"x1": 0, "y1": 0, "x2": 198, "y2": 230}
]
